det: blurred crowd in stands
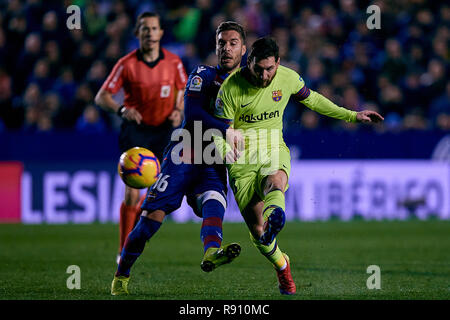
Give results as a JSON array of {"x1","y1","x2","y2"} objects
[{"x1": 0, "y1": 0, "x2": 448, "y2": 135}]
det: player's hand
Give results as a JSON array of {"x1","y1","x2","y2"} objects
[
  {"x1": 122, "y1": 107, "x2": 143, "y2": 124},
  {"x1": 226, "y1": 128, "x2": 244, "y2": 161},
  {"x1": 225, "y1": 150, "x2": 239, "y2": 164},
  {"x1": 356, "y1": 110, "x2": 384, "y2": 124},
  {"x1": 169, "y1": 109, "x2": 182, "y2": 127}
]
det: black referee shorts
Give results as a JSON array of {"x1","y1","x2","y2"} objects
[{"x1": 118, "y1": 119, "x2": 174, "y2": 162}]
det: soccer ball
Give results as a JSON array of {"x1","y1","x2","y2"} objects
[{"x1": 118, "y1": 147, "x2": 161, "y2": 189}]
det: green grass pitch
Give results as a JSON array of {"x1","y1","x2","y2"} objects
[{"x1": 0, "y1": 220, "x2": 449, "y2": 300}]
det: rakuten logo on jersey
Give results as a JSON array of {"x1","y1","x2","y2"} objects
[{"x1": 239, "y1": 110, "x2": 280, "y2": 123}]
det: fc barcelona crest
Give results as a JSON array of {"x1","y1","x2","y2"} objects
[{"x1": 272, "y1": 90, "x2": 282, "y2": 102}]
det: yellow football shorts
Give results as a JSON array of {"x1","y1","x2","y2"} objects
[{"x1": 227, "y1": 145, "x2": 291, "y2": 212}]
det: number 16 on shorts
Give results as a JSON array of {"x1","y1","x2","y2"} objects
[{"x1": 154, "y1": 174, "x2": 170, "y2": 192}]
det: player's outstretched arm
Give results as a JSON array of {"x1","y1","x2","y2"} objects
[
  {"x1": 355, "y1": 110, "x2": 384, "y2": 123},
  {"x1": 297, "y1": 89, "x2": 384, "y2": 125}
]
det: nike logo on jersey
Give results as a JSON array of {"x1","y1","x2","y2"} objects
[
  {"x1": 197, "y1": 66, "x2": 206, "y2": 74},
  {"x1": 241, "y1": 102, "x2": 252, "y2": 108}
]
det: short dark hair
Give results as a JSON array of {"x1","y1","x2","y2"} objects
[
  {"x1": 216, "y1": 21, "x2": 246, "y2": 43},
  {"x1": 248, "y1": 37, "x2": 279, "y2": 63},
  {"x1": 134, "y1": 12, "x2": 162, "y2": 35}
]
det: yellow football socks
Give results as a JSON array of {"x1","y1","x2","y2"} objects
[
  {"x1": 250, "y1": 232, "x2": 287, "y2": 270},
  {"x1": 262, "y1": 189, "x2": 285, "y2": 221}
]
